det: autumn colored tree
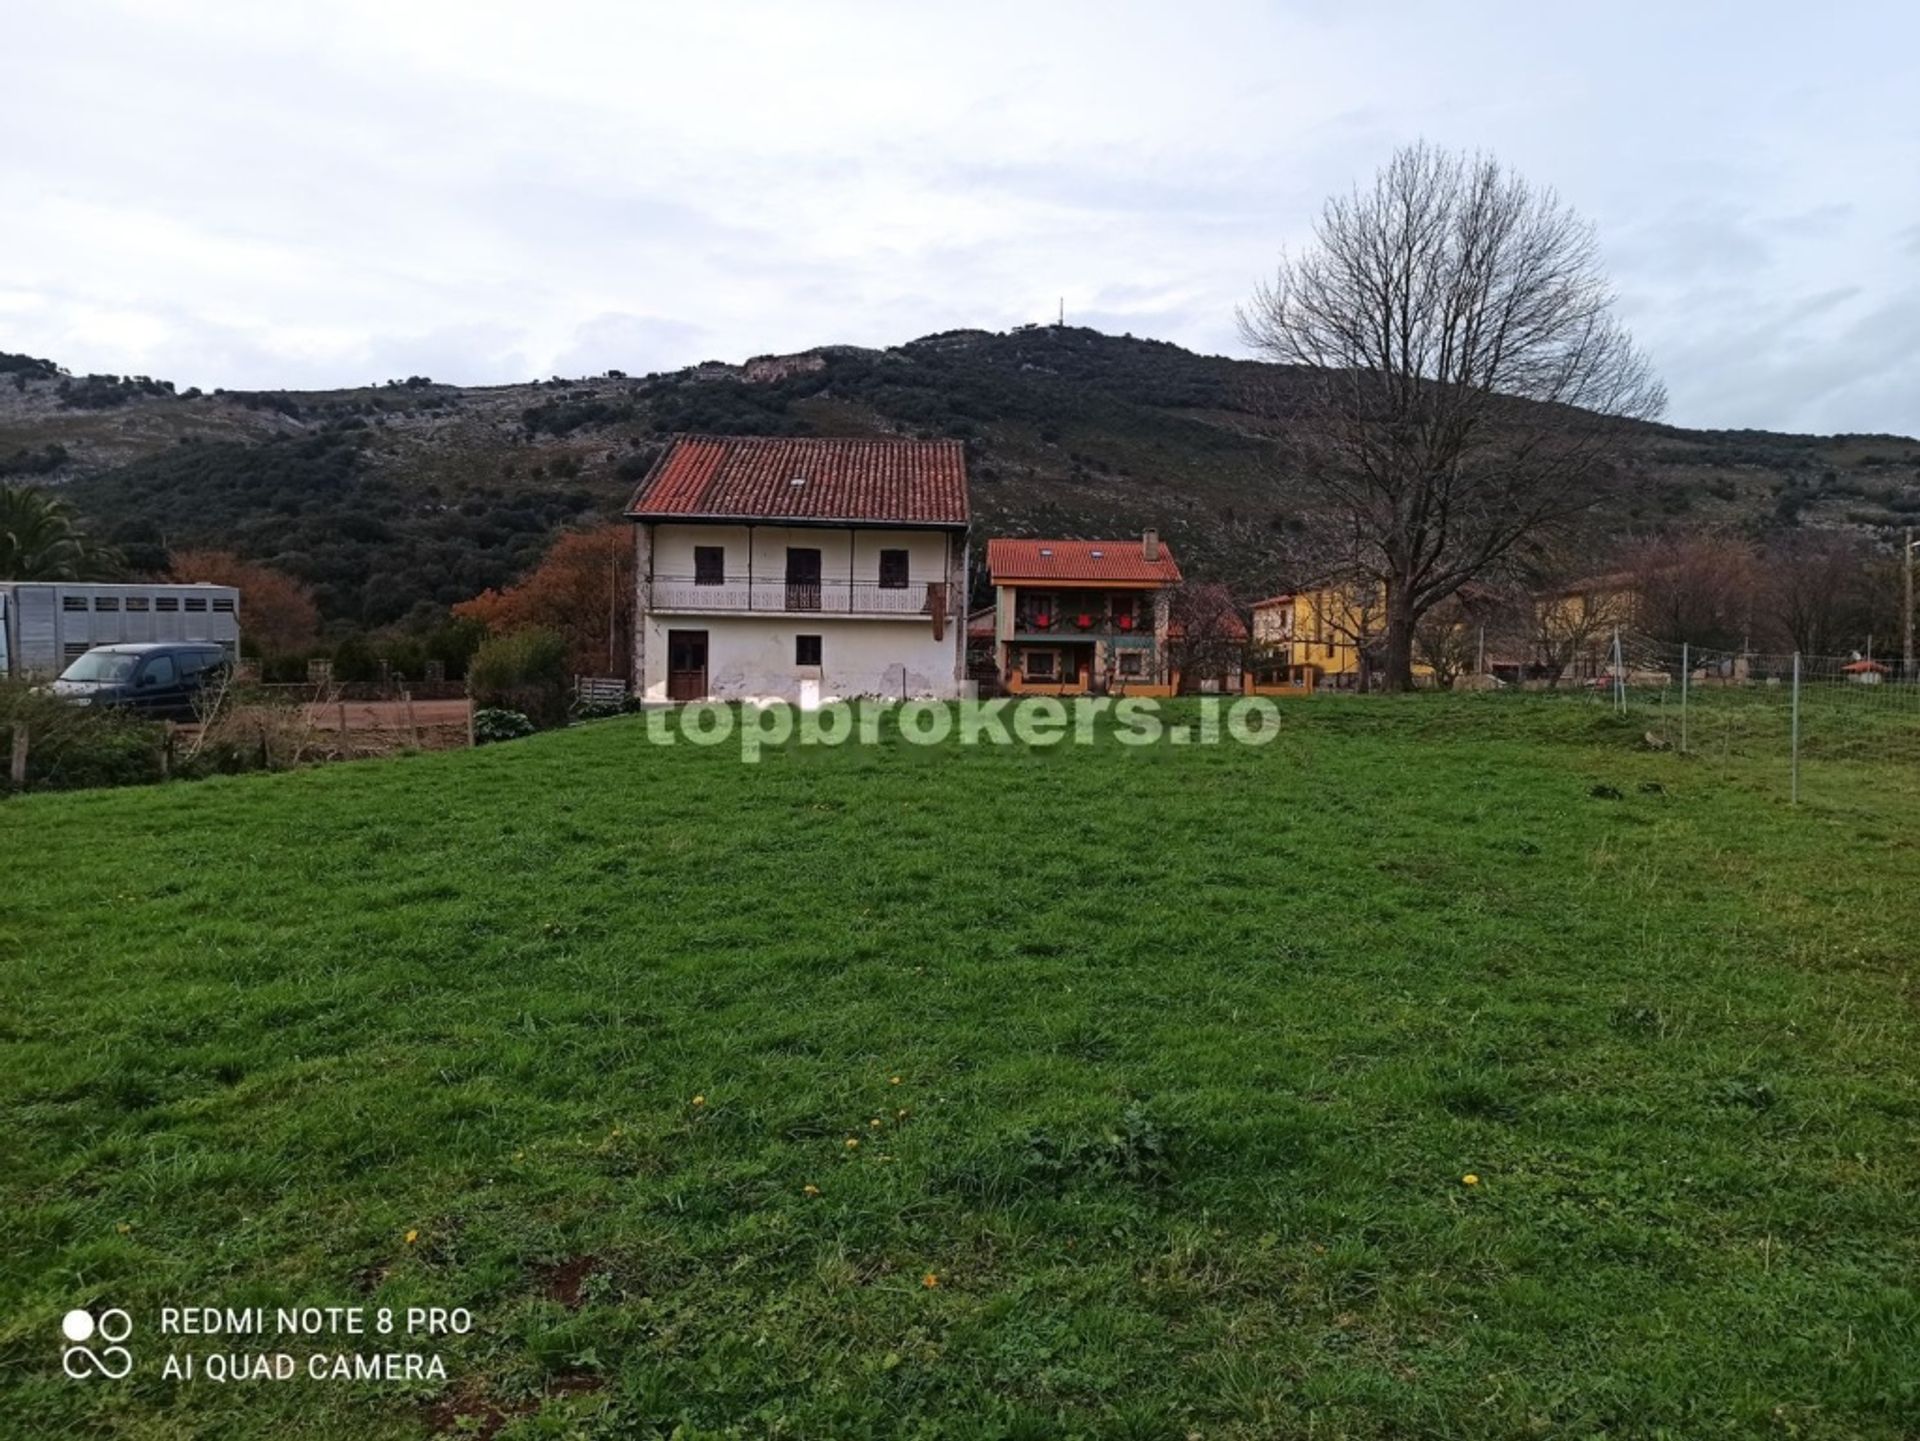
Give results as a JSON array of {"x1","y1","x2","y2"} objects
[
  {"x1": 453, "y1": 523, "x2": 633, "y2": 679},
  {"x1": 168, "y1": 549, "x2": 320, "y2": 656}
]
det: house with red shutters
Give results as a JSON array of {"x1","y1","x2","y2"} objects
[{"x1": 985, "y1": 531, "x2": 1188, "y2": 695}]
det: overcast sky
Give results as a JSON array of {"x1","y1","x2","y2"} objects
[{"x1": 4, "y1": 1, "x2": 1915, "y2": 437}]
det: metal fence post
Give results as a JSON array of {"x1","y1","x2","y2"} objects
[
  {"x1": 1790, "y1": 651, "x2": 1801, "y2": 806},
  {"x1": 1680, "y1": 643, "x2": 1689, "y2": 753}
]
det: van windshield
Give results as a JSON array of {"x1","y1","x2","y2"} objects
[{"x1": 60, "y1": 651, "x2": 141, "y2": 683}]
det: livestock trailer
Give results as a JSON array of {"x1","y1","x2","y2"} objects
[{"x1": 0, "y1": 582, "x2": 241, "y2": 679}]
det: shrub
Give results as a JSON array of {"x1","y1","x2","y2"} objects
[
  {"x1": 468, "y1": 628, "x2": 570, "y2": 727},
  {"x1": 472, "y1": 708, "x2": 536, "y2": 744},
  {"x1": 0, "y1": 684, "x2": 165, "y2": 792},
  {"x1": 569, "y1": 694, "x2": 631, "y2": 722}
]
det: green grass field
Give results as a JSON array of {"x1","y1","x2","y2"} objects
[{"x1": 3, "y1": 698, "x2": 1917, "y2": 1439}]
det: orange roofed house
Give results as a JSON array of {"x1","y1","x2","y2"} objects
[
  {"x1": 986, "y1": 531, "x2": 1187, "y2": 695},
  {"x1": 625, "y1": 435, "x2": 970, "y2": 702}
]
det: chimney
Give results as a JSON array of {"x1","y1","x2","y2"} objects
[{"x1": 1142, "y1": 528, "x2": 1160, "y2": 562}]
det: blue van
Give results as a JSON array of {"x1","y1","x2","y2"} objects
[{"x1": 50, "y1": 642, "x2": 232, "y2": 721}]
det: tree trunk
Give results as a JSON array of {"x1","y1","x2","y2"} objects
[{"x1": 1383, "y1": 587, "x2": 1417, "y2": 692}]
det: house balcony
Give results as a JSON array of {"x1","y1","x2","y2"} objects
[
  {"x1": 1011, "y1": 614, "x2": 1151, "y2": 640},
  {"x1": 647, "y1": 575, "x2": 951, "y2": 619}
]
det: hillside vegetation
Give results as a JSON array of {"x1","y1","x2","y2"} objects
[
  {"x1": 3, "y1": 697, "x2": 1916, "y2": 1437},
  {"x1": 4, "y1": 330, "x2": 1919, "y2": 626}
]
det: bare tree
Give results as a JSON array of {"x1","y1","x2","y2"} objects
[
  {"x1": 1631, "y1": 535, "x2": 1758, "y2": 653},
  {"x1": 1239, "y1": 142, "x2": 1666, "y2": 690},
  {"x1": 1164, "y1": 581, "x2": 1248, "y2": 692},
  {"x1": 1526, "y1": 572, "x2": 1632, "y2": 685},
  {"x1": 1412, "y1": 598, "x2": 1477, "y2": 688},
  {"x1": 1762, "y1": 531, "x2": 1873, "y2": 657}
]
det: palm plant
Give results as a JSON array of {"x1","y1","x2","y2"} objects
[{"x1": 0, "y1": 484, "x2": 121, "y2": 580}]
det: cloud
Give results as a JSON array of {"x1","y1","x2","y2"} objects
[
  {"x1": 0, "y1": 0, "x2": 1914, "y2": 437},
  {"x1": 552, "y1": 314, "x2": 712, "y2": 378}
]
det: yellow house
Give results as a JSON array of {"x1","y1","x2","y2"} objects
[
  {"x1": 1519, "y1": 572, "x2": 1635, "y2": 684},
  {"x1": 1250, "y1": 584, "x2": 1386, "y2": 683},
  {"x1": 1248, "y1": 582, "x2": 1461, "y2": 686}
]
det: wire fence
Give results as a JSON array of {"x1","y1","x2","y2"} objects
[{"x1": 1519, "y1": 629, "x2": 1920, "y2": 805}]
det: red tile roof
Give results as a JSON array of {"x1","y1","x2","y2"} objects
[
  {"x1": 1249, "y1": 593, "x2": 1294, "y2": 610},
  {"x1": 986, "y1": 538, "x2": 1182, "y2": 585},
  {"x1": 626, "y1": 435, "x2": 969, "y2": 526}
]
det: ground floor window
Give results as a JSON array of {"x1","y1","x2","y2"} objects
[
  {"x1": 795, "y1": 635, "x2": 822, "y2": 666},
  {"x1": 1025, "y1": 649, "x2": 1057, "y2": 680},
  {"x1": 1117, "y1": 650, "x2": 1144, "y2": 678}
]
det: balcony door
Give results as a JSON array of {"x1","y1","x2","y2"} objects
[{"x1": 785, "y1": 547, "x2": 822, "y2": 611}]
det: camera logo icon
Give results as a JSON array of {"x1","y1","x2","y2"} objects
[{"x1": 61, "y1": 1308, "x2": 134, "y2": 1380}]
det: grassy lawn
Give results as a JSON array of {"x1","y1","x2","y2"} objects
[{"x1": 3, "y1": 697, "x2": 1917, "y2": 1438}]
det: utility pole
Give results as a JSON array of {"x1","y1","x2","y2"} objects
[{"x1": 1904, "y1": 527, "x2": 1914, "y2": 683}]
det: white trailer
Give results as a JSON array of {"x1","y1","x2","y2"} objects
[{"x1": 0, "y1": 582, "x2": 241, "y2": 679}]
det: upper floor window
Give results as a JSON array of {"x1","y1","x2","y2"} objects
[
  {"x1": 694, "y1": 546, "x2": 725, "y2": 586},
  {"x1": 878, "y1": 549, "x2": 909, "y2": 589}
]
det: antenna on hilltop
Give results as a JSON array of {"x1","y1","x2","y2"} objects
[{"x1": 1057, "y1": 297, "x2": 1064, "y2": 327}]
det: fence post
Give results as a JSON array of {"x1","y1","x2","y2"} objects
[
  {"x1": 466, "y1": 700, "x2": 477, "y2": 748},
  {"x1": 1790, "y1": 651, "x2": 1801, "y2": 806},
  {"x1": 9, "y1": 722, "x2": 26, "y2": 790},
  {"x1": 1679, "y1": 643, "x2": 1689, "y2": 754},
  {"x1": 405, "y1": 690, "x2": 421, "y2": 748},
  {"x1": 1611, "y1": 627, "x2": 1625, "y2": 714}
]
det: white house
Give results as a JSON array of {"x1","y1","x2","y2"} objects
[{"x1": 625, "y1": 435, "x2": 971, "y2": 702}]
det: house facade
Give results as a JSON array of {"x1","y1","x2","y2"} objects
[
  {"x1": 986, "y1": 533, "x2": 1182, "y2": 695},
  {"x1": 1250, "y1": 586, "x2": 1379, "y2": 683},
  {"x1": 625, "y1": 435, "x2": 970, "y2": 702}
]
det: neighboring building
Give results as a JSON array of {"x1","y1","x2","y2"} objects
[
  {"x1": 985, "y1": 532, "x2": 1182, "y2": 695},
  {"x1": 0, "y1": 581, "x2": 240, "y2": 680},
  {"x1": 1247, "y1": 585, "x2": 1382, "y2": 684},
  {"x1": 1520, "y1": 572, "x2": 1636, "y2": 685},
  {"x1": 1249, "y1": 592, "x2": 1294, "y2": 650},
  {"x1": 625, "y1": 435, "x2": 970, "y2": 702}
]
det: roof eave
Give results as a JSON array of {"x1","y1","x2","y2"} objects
[{"x1": 628, "y1": 510, "x2": 969, "y2": 529}]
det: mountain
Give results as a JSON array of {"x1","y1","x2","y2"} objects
[{"x1": 4, "y1": 329, "x2": 1917, "y2": 628}]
